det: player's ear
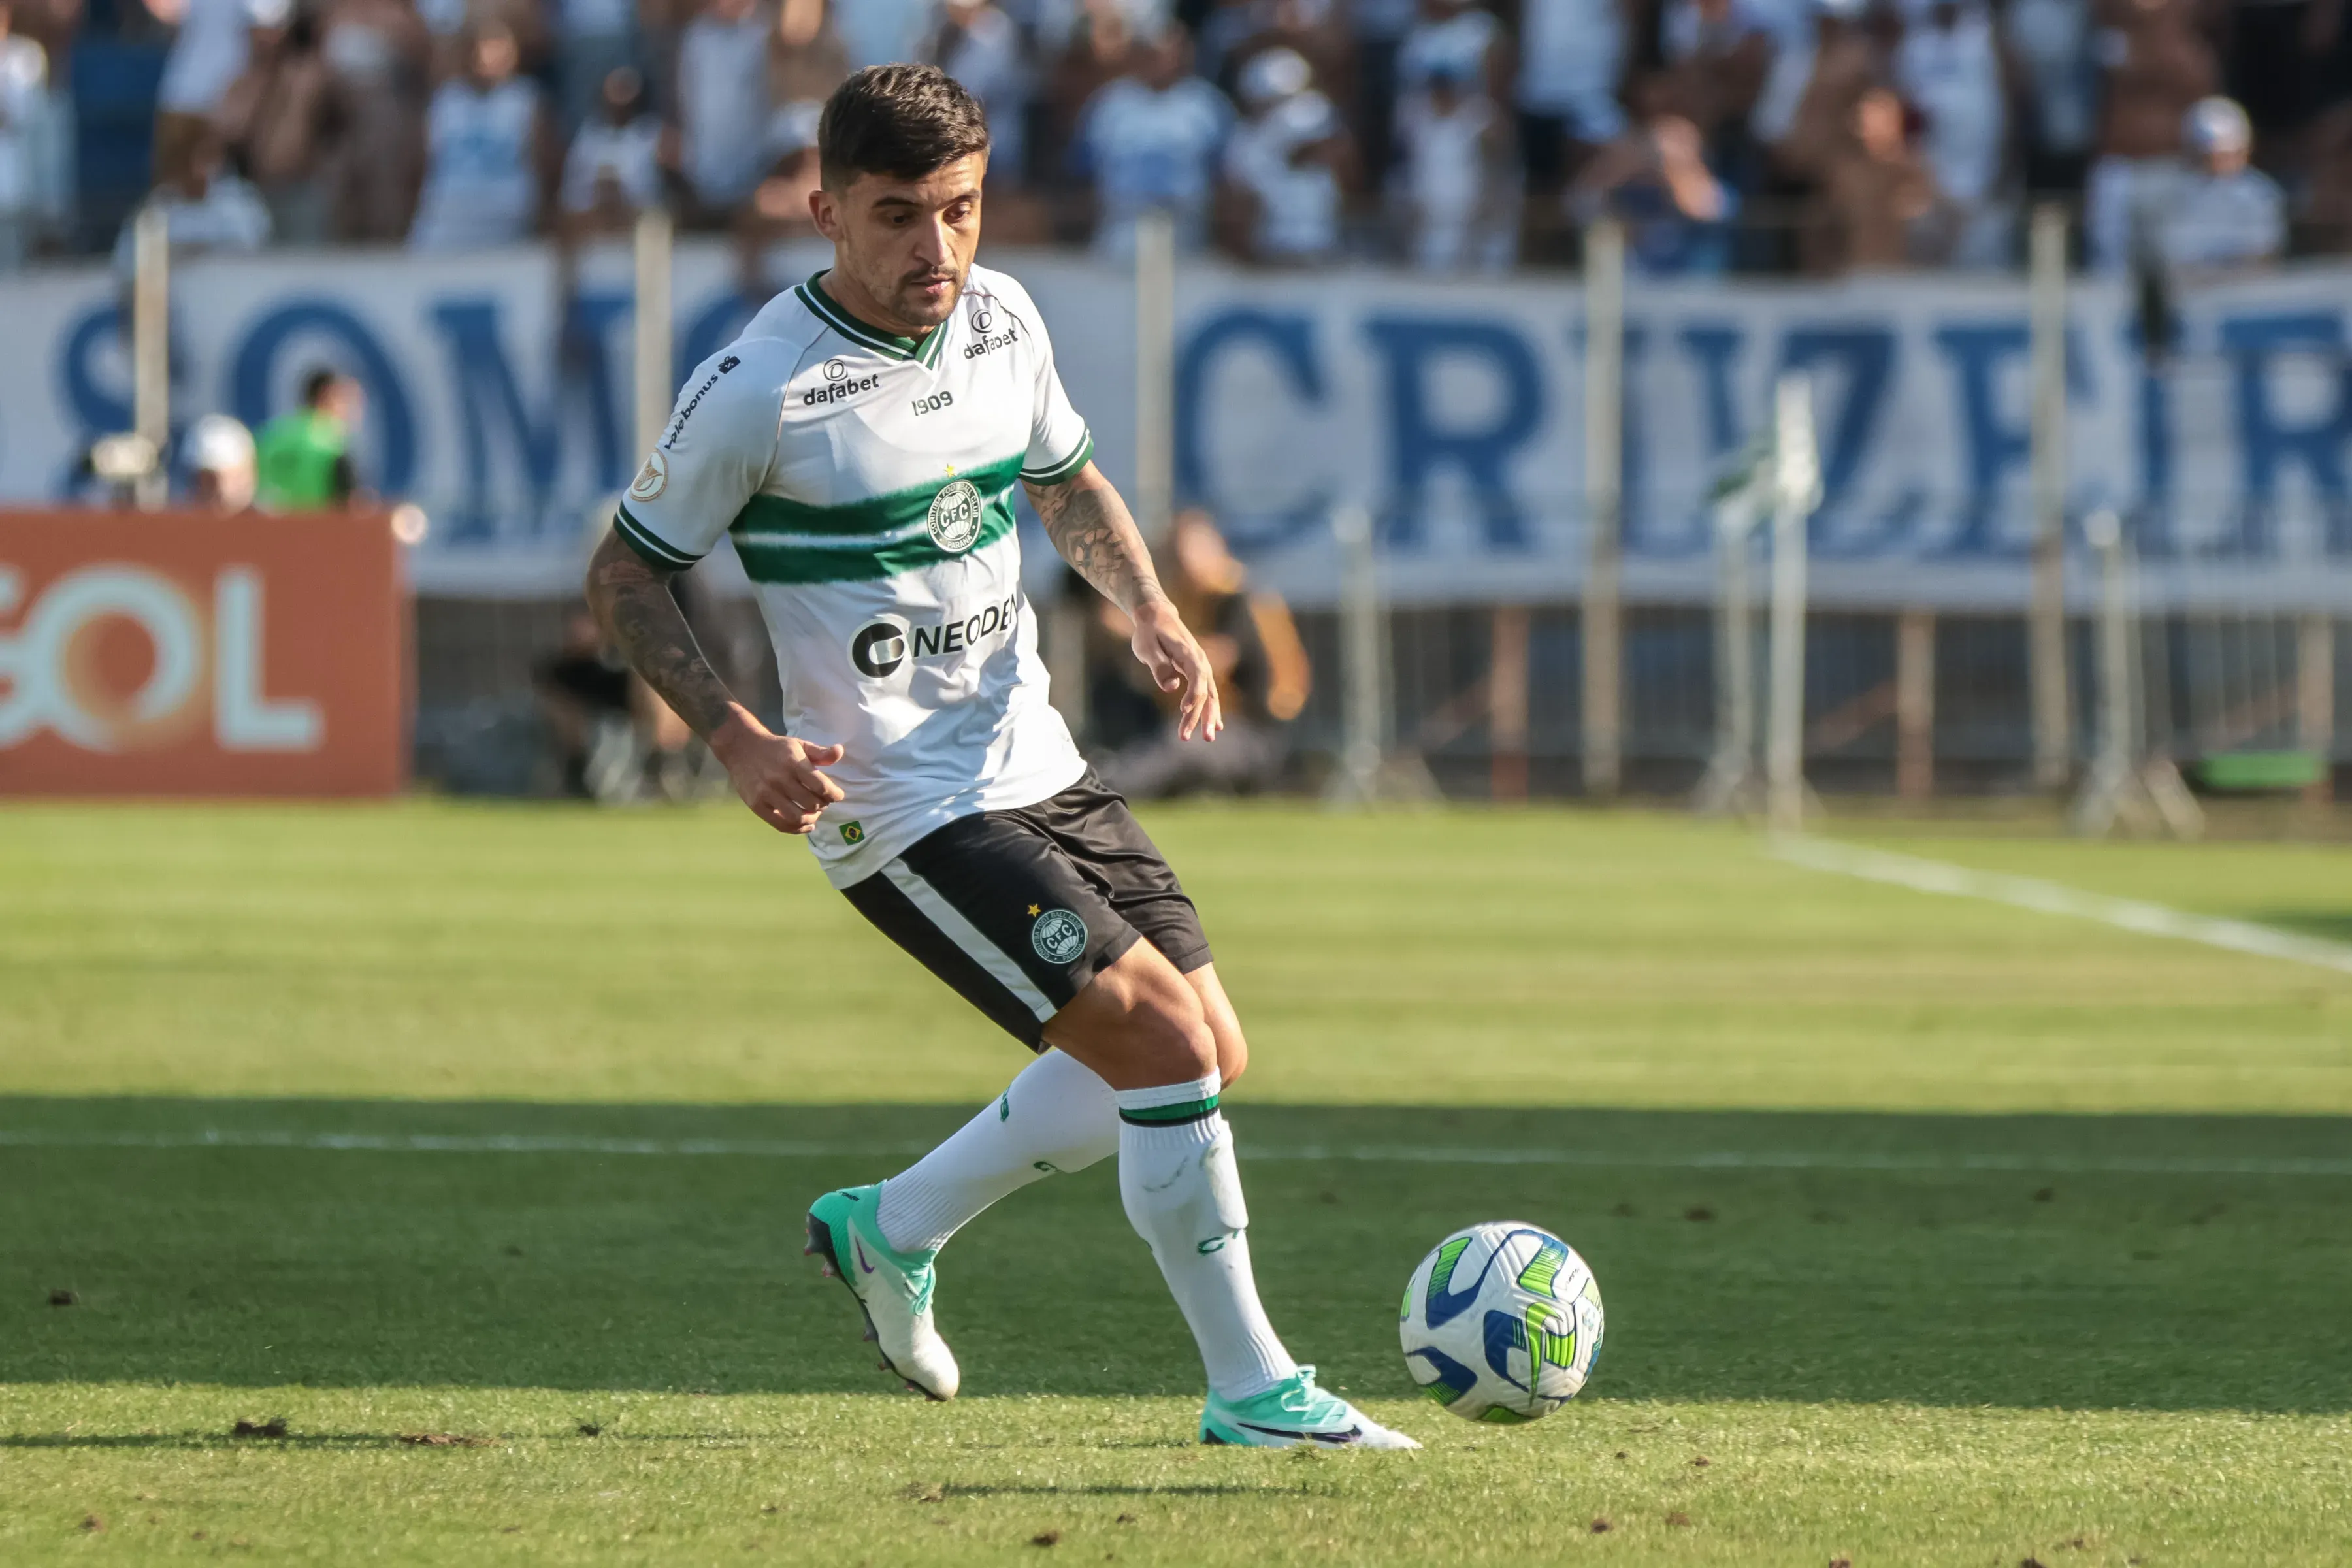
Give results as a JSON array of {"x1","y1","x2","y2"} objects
[{"x1": 808, "y1": 184, "x2": 841, "y2": 241}]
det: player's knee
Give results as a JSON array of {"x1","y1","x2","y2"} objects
[
  {"x1": 1128, "y1": 988, "x2": 1216, "y2": 1084},
  {"x1": 1215, "y1": 1030, "x2": 1249, "y2": 1086}
]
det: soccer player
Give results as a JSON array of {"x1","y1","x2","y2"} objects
[{"x1": 582, "y1": 64, "x2": 1413, "y2": 1450}]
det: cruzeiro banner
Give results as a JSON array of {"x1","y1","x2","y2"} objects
[{"x1": 0, "y1": 240, "x2": 2347, "y2": 610}]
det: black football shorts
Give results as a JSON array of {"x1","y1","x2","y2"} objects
[{"x1": 838, "y1": 769, "x2": 1213, "y2": 1049}]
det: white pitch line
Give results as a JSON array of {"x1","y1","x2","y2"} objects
[
  {"x1": 1772, "y1": 835, "x2": 2352, "y2": 979},
  {"x1": 1, "y1": 1128, "x2": 2346, "y2": 1177}
]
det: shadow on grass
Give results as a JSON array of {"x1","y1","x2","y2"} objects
[
  {"x1": 2249, "y1": 909, "x2": 2352, "y2": 945},
  {"x1": 4, "y1": 1097, "x2": 2350, "y2": 1413}
]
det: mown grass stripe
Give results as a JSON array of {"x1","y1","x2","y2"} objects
[{"x1": 7, "y1": 1128, "x2": 2350, "y2": 1176}]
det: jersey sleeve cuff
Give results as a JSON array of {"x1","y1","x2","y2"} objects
[
  {"x1": 613, "y1": 505, "x2": 705, "y2": 570},
  {"x1": 1021, "y1": 430, "x2": 1094, "y2": 487}
]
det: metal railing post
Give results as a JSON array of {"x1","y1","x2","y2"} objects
[
  {"x1": 633, "y1": 206, "x2": 675, "y2": 460},
  {"x1": 132, "y1": 204, "x2": 171, "y2": 509},
  {"x1": 1580, "y1": 217, "x2": 1625, "y2": 799},
  {"x1": 2028, "y1": 201, "x2": 2072, "y2": 791},
  {"x1": 1134, "y1": 207, "x2": 1177, "y2": 547}
]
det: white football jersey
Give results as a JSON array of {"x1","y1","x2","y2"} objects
[{"x1": 615, "y1": 264, "x2": 1094, "y2": 887}]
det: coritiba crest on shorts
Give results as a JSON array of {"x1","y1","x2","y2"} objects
[
  {"x1": 1030, "y1": 908, "x2": 1088, "y2": 965},
  {"x1": 928, "y1": 478, "x2": 985, "y2": 553}
]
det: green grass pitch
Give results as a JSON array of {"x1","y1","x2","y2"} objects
[{"x1": 3, "y1": 802, "x2": 2349, "y2": 1564}]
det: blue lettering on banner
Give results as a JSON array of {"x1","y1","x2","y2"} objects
[
  {"x1": 429, "y1": 300, "x2": 570, "y2": 542},
  {"x1": 1175, "y1": 307, "x2": 1330, "y2": 547},
  {"x1": 1362, "y1": 316, "x2": 1544, "y2": 549},
  {"x1": 230, "y1": 299, "x2": 418, "y2": 495},
  {"x1": 2219, "y1": 312, "x2": 2352, "y2": 557},
  {"x1": 58, "y1": 304, "x2": 135, "y2": 495},
  {"x1": 1780, "y1": 325, "x2": 1904, "y2": 555}
]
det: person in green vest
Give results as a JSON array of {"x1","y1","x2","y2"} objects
[{"x1": 253, "y1": 369, "x2": 363, "y2": 510}]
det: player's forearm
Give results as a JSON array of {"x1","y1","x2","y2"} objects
[
  {"x1": 583, "y1": 528, "x2": 747, "y2": 742},
  {"x1": 1027, "y1": 465, "x2": 1170, "y2": 617}
]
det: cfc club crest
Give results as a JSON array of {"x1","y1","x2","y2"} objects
[
  {"x1": 927, "y1": 477, "x2": 985, "y2": 553},
  {"x1": 1030, "y1": 908, "x2": 1088, "y2": 966},
  {"x1": 629, "y1": 450, "x2": 668, "y2": 502}
]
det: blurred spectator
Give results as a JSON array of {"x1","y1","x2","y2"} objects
[
  {"x1": 150, "y1": 0, "x2": 251, "y2": 186},
  {"x1": 0, "y1": 0, "x2": 50, "y2": 267},
  {"x1": 8, "y1": 0, "x2": 74, "y2": 240},
  {"x1": 834, "y1": 0, "x2": 935, "y2": 71},
  {"x1": 2085, "y1": 0, "x2": 2215, "y2": 272},
  {"x1": 1096, "y1": 508, "x2": 1308, "y2": 798},
  {"x1": 254, "y1": 367, "x2": 361, "y2": 508},
  {"x1": 2006, "y1": 0, "x2": 2097, "y2": 192},
  {"x1": 673, "y1": 0, "x2": 771, "y2": 223},
  {"x1": 1516, "y1": 0, "x2": 1628, "y2": 197},
  {"x1": 556, "y1": 63, "x2": 661, "y2": 230},
  {"x1": 1804, "y1": 83, "x2": 1944, "y2": 271},
  {"x1": 185, "y1": 412, "x2": 257, "y2": 509},
  {"x1": 2304, "y1": 101, "x2": 2352, "y2": 254},
  {"x1": 553, "y1": 0, "x2": 640, "y2": 133},
  {"x1": 1655, "y1": 0, "x2": 1776, "y2": 153},
  {"x1": 1221, "y1": 1, "x2": 1354, "y2": 114},
  {"x1": 2155, "y1": 95, "x2": 2283, "y2": 272},
  {"x1": 1348, "y1": 0, "x2": 1418, "y2": 185},
  {"x1": 1396, "y1": 57, "x2": 1514, "y2": 270},
  {"x1": 1397, "y1": 0, "x2": 1506, "y2": 110},
  {"x1": 318, "y1": 0, "x2": 431, "y2": 241},
  {"x1": 408, "y1": 20, "x2": 552, "y2": 250},
  {"x1": 735, "y1": 97, "x2": 818, "y2": 295},
  {"x1": 1220, "y1": 43, "x2": 1351, "y2": 262},
  {"x1": 1754, "y1": 0, "x2": 1881, "y2": 186},
  {"x1": 770, "y1": 0, "x2": 847, "y2": 127},
  {"x1": 111, "y1": 122, "x2": 270, "y2": 273},
  {"x1": 215, "y1": 0, "x2": 337, "y2": 244},
  {"x1": 1046, "y1": 0, "x2": 1140, "y2": 152},
  {"x1": 1073, "y1": 23, "x2": 1228, "y2": 258},
  {"x1": 1894, "y1": 0, "x2": 2008, "y2": 265},
  {"x1": 928, "y1": 0, "x2": 1029, "y2": 179},
  {"x1": 2224, "y1": 0, "x2": 2333, "y2": 160},
  {"x1": 536, "y1": 604, "x2": 636, "y2": 799},
  {"x1": 1570, "y1": 105, "x2": 1737, "y2": 274}
]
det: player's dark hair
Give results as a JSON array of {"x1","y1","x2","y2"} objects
[
  {"x1": 818, "y1": 65, "x2": 990, "y2": 191},
  {"x1": 301, "y1": 368, "x2": 342, "y2": 407}
]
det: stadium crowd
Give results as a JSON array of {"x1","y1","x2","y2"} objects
[{"x1": 3, "y1": 0, "x2": 2350, "y2": 276}]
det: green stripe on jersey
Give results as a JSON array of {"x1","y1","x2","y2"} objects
[
  {"x1": 734, "y1": 453, "x2": 1025, "y2": 539},
  {"x1": 729, "y1": 454, "x2": 1026, "y2": 586}
]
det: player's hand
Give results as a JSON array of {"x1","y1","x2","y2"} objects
[
  {"x1": 708, "y1": 708, "x2": 846, "y2": 834},
  {"x1": 1130, "y1": 598, "x2": 1223, "y2": 742}
]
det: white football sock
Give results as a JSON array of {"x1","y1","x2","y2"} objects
[
  {"x1": 1115, "y1": 1072, "x2": 1298, "y2": 1402},
  {"x1": 875, "y1": 1047, "x2": 1120, "y2": 1255}
]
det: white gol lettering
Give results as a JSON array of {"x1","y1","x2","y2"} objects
[
  {"x1": 926, "y1": 478, "x2": 985, "y2": 553},
  {"x1": 630, "y1": 450, "x2": 668, "y2": 502},
  {"x1": 214, "y1": 568, "x2": 322, "y2": 751},
  {"x1": 0, "y1": 564, "x2": 320, "y2": 753}
]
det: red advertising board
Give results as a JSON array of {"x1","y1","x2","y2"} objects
[{"x1": 0, "y1": 510, "x2": 406, "y2": 796}]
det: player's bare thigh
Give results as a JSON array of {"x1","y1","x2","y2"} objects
[{"x1": 1041, "y1": 945, "x2": 1247, "y2": 1090}]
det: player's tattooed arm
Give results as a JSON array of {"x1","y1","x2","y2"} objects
[
  {"x1": 584, "y1": 528, "x2": 845, "y2": 834},
  {"x1": 1025, "y1": 465, "x2": 1224, "y2": 742},
  {"x1": 1026, "y1": 463, "x2": 1168, "y2": 616}
]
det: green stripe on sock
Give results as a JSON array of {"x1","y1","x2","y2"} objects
[{"x1": 1120, "y1": 1094, "x2": 1219, "y2": 1126}]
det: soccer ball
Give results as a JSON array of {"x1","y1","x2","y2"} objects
[{"x1": 1399, "y1": 1222, "x2": 1604, "y2": 1424}]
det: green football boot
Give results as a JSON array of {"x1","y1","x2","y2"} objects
[
  {"x1": 1200, "y1": 1365, "x2": 1419, "y2": 1448},
  {"x1": 804, "y1": 1183, "x2": 959, "y2": 1400}
]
